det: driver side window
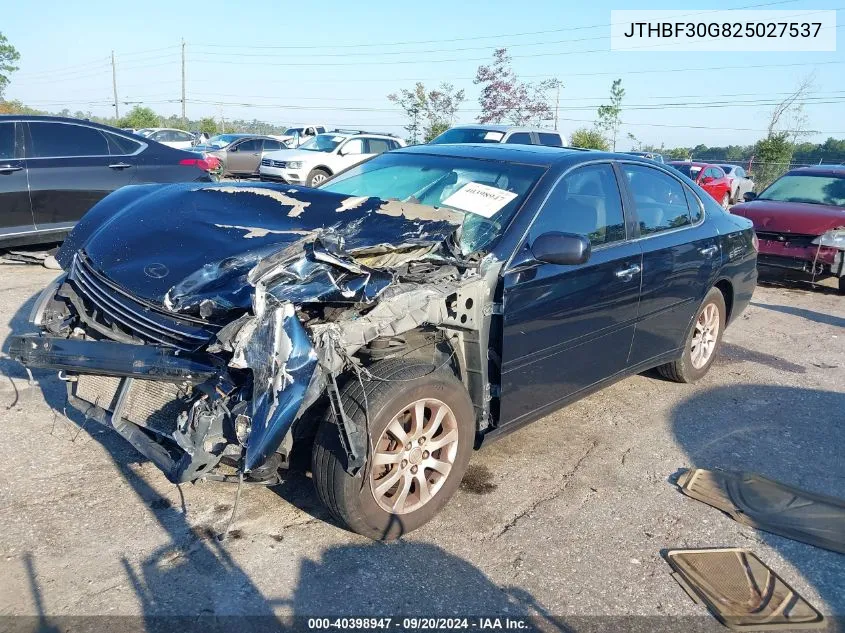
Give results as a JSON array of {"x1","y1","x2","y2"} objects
[
  {"x1": 340, "y1": 138, "x2": 363, "y2": 155},
  {"x1": 529, "y1": 163, "x2": 626, "y2": 247}
]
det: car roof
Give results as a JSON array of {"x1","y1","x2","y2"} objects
[
  {"x1": 446, "y1": 124, "x2": 562, "y2": 134},
  {"x1": 788, "y1": 165, "x2": 845, "y2": 176},
  {"x1": 395, "y1": 143, "x2": 652, "y2": 167},
  {"x1": 669, "y1": 161, "x2": 712, "y2": 168},
  {"x1": 0, "y1": 114, "x2": 149, "y2": 137}
]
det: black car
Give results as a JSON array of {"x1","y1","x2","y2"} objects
[
  {"x1": 0, "y1": 115, "x2": 216, "y2": 248},
  {"x1": 10, "y1": 144, "x2": 757, "y2": 539}
]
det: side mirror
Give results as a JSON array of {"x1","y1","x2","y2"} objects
[
  {"x1": 743, "y1": 191, "x2": 757, "y2": 202},
  {"x1": 530, "y1": 232, "x2": 591, "y2": 266}
]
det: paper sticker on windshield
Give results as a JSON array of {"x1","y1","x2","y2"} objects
[
  {"x1": 484, "y1": 131, "x2": 505, "y2": 142},
  {"x1": 331, "y1": 136, "x2": 345, "y2": 142},
  {"x1": 441, "y1": 182, "x2": 517, "y2": 218}
]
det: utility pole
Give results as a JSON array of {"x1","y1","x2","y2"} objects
[
  {"x1": 554, "y1": 83, "x2": 560, "y2": 131},
  {"x1": 111, "y1": 51, "x2": 119, "y2": 120},
  {"x1": 181, "y1": 39, "x2": 186, "y2": 126}
]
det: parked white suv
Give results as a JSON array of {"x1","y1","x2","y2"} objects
[
  {"x1": 260, "y1": 130, "x2": 405, "y2": 187},
  {"x1": 429, "y1": 125, "x2": 566, "y2": 147}
]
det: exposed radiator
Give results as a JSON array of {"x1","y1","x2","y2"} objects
[{"x1": 74, "y1": 374, "x2": 191, "y2": 436}]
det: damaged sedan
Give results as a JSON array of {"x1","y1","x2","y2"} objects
[{"x1": 10, "y1": 145, "x2": 758, "y2": 539}]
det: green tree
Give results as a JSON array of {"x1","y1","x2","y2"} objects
[
  {"x1": 753, "y1": 133, "x2": 793, "y2": 190},
  {"x1": 388, "y1": 82, "x2": 427, "y2": 144},
  {"x1": 199, "y1": 117, "x2": 218, "y2": 136},
  {"x1": 119, "y1": 106, "x2": 159, "y2": 129},
  {"x1": 664, "y1": 147, "x2": 691, "y2": 160},
  {"x1": 596, "y1": 79, "x2": 624, "y2": 151},
  {"x1": 0, "y1": 32, "x2": 21, "y2": 99},
  {"x1": 569, "y1": 127, "x2": 609, "y2": 151},
  {"x1": 388, "y1": 82, "x2": 465, "y2": 143}
]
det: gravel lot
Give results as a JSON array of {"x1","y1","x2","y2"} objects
[{"x1": 0, "y1": 262, "x2": 842, "y2": 630}]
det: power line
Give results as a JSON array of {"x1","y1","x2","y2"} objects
[
  {"x1": 188, "y1": 9, "x2": 840, "y2": 60},
  {"x1": 190, "y1": 0, "x2": 804, "y2": 51}
]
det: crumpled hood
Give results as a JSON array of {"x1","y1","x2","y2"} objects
[
  {"x1": 57, "y1": 182, "x2": 464, "y2": 317},
  {"x1": 731, "y1": 199, "x2": 845, "y2": 235}
]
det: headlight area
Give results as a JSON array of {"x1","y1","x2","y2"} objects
[{"x1": 811, "y1": 228, "x2": 845, "y2": 249}]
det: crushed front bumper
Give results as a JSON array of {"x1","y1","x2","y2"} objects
[{"x1": 8, "y1": 335, "x2": 239, "y2": 483}]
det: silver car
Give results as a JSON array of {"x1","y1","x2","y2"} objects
[
  {"x1": 195, "y1": 134, "x2": 287, "y2": 178},
  {"x1": 719, "y1": 164, "x2": 755, "y2": 204}
]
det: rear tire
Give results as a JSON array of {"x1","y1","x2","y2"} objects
[
  {"x1": 657, "y1": 287, "x2": 726, "y2": 383},
  {"x1": 306, "y1": 168, "x2": 330, "y2": 187},
  {"x1": 838, "y1": 277, "x2": 845, "y2": 296},
  {"x1": 311, "y1": 359, "x2": 475, "y2": 540},
  {"x1": 720, "y1": 193, "x2": 730, "y2": 210}
]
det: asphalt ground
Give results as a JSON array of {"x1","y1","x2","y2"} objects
[{"x1": 0, "y1": 261, "x2": 842, "y2": 632}]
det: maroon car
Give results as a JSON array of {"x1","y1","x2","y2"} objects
[{"x1": 731, "y1": 165, "x2": 845, "y2": 293}]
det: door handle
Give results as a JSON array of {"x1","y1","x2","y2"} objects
[
  {"x1": 614, "y1": 264, "x2": 641, "y2": 281},
  {"x1": 0, "y1": 164, "x2": 23, "y2": 173},
  {"x1": 108, "y1": 163, "x2": 132, "y2": 170},
  {"x1": 699, "y1": 245, "x2": 719, "y2": 258}
]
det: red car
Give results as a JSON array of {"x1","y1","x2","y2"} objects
[
  {"x1": 731, "y1": 165, "x2": 845, "y2": 293},
  {"x1": 669, "y1": 162, "x2": 732, "y2": 209}
]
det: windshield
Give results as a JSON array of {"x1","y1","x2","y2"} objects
[
  {"x1": 671, "y1": 164, "x2": 702, "y2": 180},
  {"x1": 429, "y1": 128, "x2": 506, "y2": 144},
  {"x1": 757, "y1": 174, "x2": 845, "y2": 207},
  {"x1": 319, "y1": 152, "x2": 547, "y2": 254},
  {"x1": 135, "y1": 129, "x2": 154, "y2": 138},
  {"x1": 283, "y1": 128, "x2": 304, "y2": 136},
  {"x1": 206, "y1": 134, "x2": 243, "y2": 149},
  {"x1": 300, "y1": 133, "x2": 346, "y2": 153}
]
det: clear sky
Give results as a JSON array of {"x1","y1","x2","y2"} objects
[{"x1": 4, "y1": 0, "x2": 844, "y2": 149}]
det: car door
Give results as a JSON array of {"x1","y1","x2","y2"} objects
[
  {"x1": 0, "y1": 120, "x2": 35, "y2": 238},
  {"x1": 24, "y1": 121, "x2": 136, "y2": 231},
  {"x1": 334, "y1": 138, "x2": 370, "y2": 171},
  {"x1": 499, "y1": 162, "x2": 642, "y2": 425},
  {"x1": 226, "y1": 138, "x2": 262, "y2": 174},
  {"x1": 619, "y1": 163, "x2": 720, "y2": 366}
]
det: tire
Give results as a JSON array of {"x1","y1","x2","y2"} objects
[
  {"x1": 657, "y1": 287, "x2": 727, "y2": 383},
  {"x1": 306, "y1": 168, "x2": 330, "y2": 187},
  {"x1": 312, "y1": 359, "x2": 475, "y2": 540},
  {"x1": 720, "y1": 192, "x2": 730, "y2": 210},
  {"x1": 838, "y1": 276, "x2": 845, "y2": 296}
]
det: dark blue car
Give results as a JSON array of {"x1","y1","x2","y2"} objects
[{"x1": 11, "y1": 144, "x2": 757, "y2": 539}]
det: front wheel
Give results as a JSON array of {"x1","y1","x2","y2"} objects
[
  {"x1": 306, "y1": 168, "x2": 330, "y2": 187},
  {"x1": 312, "y1": 359, "x2": 475, "y2": 540},
  {"x1": 657, "y1": 287, "x2": 726, "y2": 383}
]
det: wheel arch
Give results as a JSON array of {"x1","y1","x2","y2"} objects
[{"x1": 713, "y1": 278, "x2": 735, "y2": 324}]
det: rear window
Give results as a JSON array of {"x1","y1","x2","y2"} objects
[
  {"x1": 429, "y1": 128, "x2": 505, "y2": 144},
  {"x1": 105, "y1": 132, "x2": 142, "y2": 155},
  {"x1": 0, "y1": 123, "x2": 14, "y2": 160},
  {"x1": 505, "y1": 132, "x2": 532, "y2": 145},
  {"x1": 671, "y1": 163, "x2": 702, "y2": 180},
  {"x1": 538, "y1": 132, "x2": 563, "y2": 147},
  {"x1": 28, "y1": 122, "x2": 110, "y2": 158}
]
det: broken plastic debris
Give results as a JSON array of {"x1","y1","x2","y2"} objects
[
  {"x1": 665, "y1": 548, "x2": 824, "y2": 630},
  {"x1": 677, "y1": 468, "x2": 845, "y2": 554}
]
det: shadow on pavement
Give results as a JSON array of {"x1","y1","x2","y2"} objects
[
  {"x1": 670, "y1": 384, "x2": 845, "y2": 621},
  {"x1": 4, "y1": 293, "x2": 564, "y2": 633},
  {"x1": 750, "y1": 300, "x2": 845, "y2": 329}
]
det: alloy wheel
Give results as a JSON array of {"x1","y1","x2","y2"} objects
[
  {"x1": 370, "y1": 398, "x2": 459, "y2": 514},
  {"x1": 310, "y1": 173, "x2": 327, "y2": 186},
  {"x1": 691, "y1": 303, "x2": 720, "y2": 369}
]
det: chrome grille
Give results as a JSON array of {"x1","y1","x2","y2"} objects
[
  {"x1": 68, "y1": 253, "x2": 218, "y2": 351},
  {"x1": 261, "y1": 158, "x2": 271, "y2": 166},
  {"x1": 260, "y1": 158, "x2": 285, "y2": 168}
]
